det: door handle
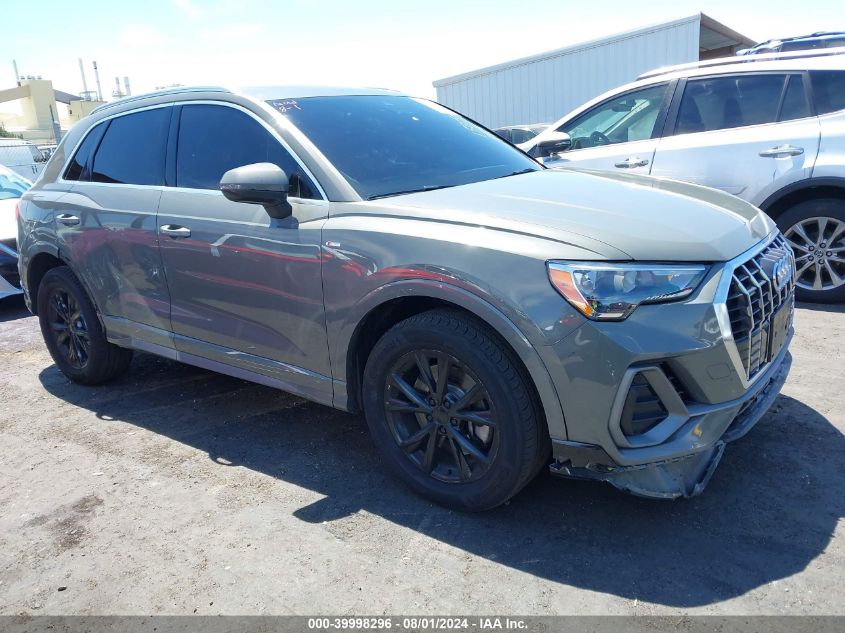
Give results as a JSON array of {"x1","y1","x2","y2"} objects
[
  {"x1": 56, "y1": 213, "x2": 80, "y2": 226},
  {"x1": 160, "y1": 224, "x2": 191, "y2": 238},
  {"x1": 614, "y1": 157, "x2": 649, "y2": 169},
  {"x1": 759, "y1": 145, "x2": 804, "y2": 158}
]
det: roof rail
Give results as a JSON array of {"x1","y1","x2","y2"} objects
[
  {"x1": 638, "y1": 45, "x2": 845, "y2": 80},
  {"x1": 90, "y1": 85, "x2": 230, "y2": 115}
]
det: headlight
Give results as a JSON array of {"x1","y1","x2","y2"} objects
[{"x1": 547, "y1": 262, "x2": 709, "y2": 321}]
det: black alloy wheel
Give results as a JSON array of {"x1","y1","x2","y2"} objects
[
  {"x1": 45, "y1": 288, "x2": 90, "y2": 369},
  {"x1": 384, "y1": 349, "x2": 499, "y2": 484}
]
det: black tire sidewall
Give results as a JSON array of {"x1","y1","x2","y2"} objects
[
  {"x1": 362, "y1": 312, "x2": 536, "y2": 511},
  {"x1": 37, "y1": 267, "x2": 117, "y2": 384},
  {"x1": 775, "y1": 199, "x2": 845, "y2": 304}
]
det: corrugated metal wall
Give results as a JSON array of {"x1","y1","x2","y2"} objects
[{"x1": 434, "y1": 17, "x2": 700, "y2": 129}]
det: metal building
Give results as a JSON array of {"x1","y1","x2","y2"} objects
[{"x1": 432, "y1": 13, "x2": 755, "y2": 129}]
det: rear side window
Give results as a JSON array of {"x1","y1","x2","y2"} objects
[
  {"x1": 676, "y1": 74, "x2": 786, "y2": 134},
  {"x1": 175, "y1": 104, "x2": 318, "y2": 198},
  {"x1": 63, "y1": 122, "x2": 107, "y2": 181},
  {"x1": 91, "y1": 108, "x2": 169, "y2": 185},
  {"x1": 810, "y1": 71, "x2": 845, "y2": 115}
]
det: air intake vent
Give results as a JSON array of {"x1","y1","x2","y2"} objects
[{"x1": 620, "y1": 374, "x2": 667, "y2": 436}]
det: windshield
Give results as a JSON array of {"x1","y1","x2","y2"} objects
[
  {"x1": 268, "y1": 95, "x2": 540, "y2": 200},
  {"x1": 0, "y1": 168, "x2": 30, "y2": 201}
]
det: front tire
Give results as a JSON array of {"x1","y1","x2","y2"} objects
[
  {"x1": 362, "y1": 309, "x2": 547, "y2": 511},
  {"x1": 777, "y1": 199, "x2": 845, "y2": 304},
  {"x1": 37, "y1": 266, "x2": 133, "y2": 384}
]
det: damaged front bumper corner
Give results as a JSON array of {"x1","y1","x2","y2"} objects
[{"x1": 550, "y1": 350, "x2": 792, "y2": 500}]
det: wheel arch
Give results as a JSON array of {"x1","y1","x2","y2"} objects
[
  {"x1": 338, "y1": 280, "x2": 568, "y2": 441},
  {"x1": 760, "y1": 177, "x2": 845, "y2": 221},
  {"x1": 25, "y1": 246, "x2": 64, "y2": 313}
]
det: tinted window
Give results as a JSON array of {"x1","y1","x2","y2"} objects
[
  {"x1": 176, "y1": 105, "x2": 318, "y2": 198},
  {"x1": 676, "y1": 75, "x2": 785, "y2": 134},
  {"x1": 63, "y1": 122, "x2": 106, "y2": 181},
  {"x1": 91, "y1": 108, "x2": 169, "y2": 185},
  {"x1": 779, "y1": 75, "x2": 811, "y2": 121},
  {"x1": 559, "y1": 84, "x2": 667, "y2": 149},
  {"x1": 271, "y1": 96, "x2": 540, "y2": 200},
  {"x1": 810, "y1": 71, "x2": 845, "y2": 115}
]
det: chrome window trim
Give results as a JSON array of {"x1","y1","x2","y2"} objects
[
  {"x1": 57, "y1": 100, "x2": 327, "y2": 201},
  {"x1": 713, "y1": 230, "x2": 794, "y2": 390}
]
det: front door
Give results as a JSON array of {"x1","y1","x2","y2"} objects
[
  {"x1": 156, "y1": 103, "x2": 332, "y2": 403},
  {"x1": 542, "y1": 82, "x2": 672, "y2": 175},
  {"x1": 650, "y1": 73, "x2": 821, "y2": 205}
]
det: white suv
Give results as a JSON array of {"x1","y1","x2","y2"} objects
[{"x1": 522, "y1": 48, "x2": 845, "y2": 303}]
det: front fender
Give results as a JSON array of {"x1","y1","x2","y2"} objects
[{"x1": 327, "y1": 278, "x2": 569, "y2": 442}]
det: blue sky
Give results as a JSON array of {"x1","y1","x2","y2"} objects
[{"x1": 2, "y1": 0, "x2": 843, "y2": 100}]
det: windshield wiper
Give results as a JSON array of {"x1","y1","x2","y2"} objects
[
  {"x1": 494, "y1": 168, "x2": 538, "y2": 179},
  {"x1": 368, "y1": 184, "x2": 455, "y2": 200}
]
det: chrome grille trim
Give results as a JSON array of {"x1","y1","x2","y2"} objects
[{"x1": 721, "y1": 233, "x2": 796, "y2": 383}]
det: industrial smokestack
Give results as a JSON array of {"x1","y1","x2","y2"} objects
[
  {"x1": 92, "y1": 60, "x2": 102, "y2": 101},
  {"x1": 12, "y1": 59, "x2": 20, "y2": 84},
  {"x1": 78, "y1": 58, "x2": 89, "y2": 95},
  {"x1": 123, "y1": 76, "x2": 131, "y2": 97}
]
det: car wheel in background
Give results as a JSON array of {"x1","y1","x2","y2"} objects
[
  {"x1": 362, "y1": 309, "x2": 547, "y2": 511},
  {"x1": 37, "y1": 266, "x2": 133, "y2": 384},
  {"x1": 777, "y1": 199, "x2": 845, "y2": 304}
]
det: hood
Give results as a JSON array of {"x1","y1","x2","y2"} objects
[
  {"x1": 362, "y1": 169, "x2": 775, "y2": 262},
  {"x1": 0, "y1": 198, "x2": 18, "y2": 242}
]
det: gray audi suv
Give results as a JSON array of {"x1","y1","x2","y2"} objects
[{"x1": 17, "y1": 86, "x2": 796, "y2": 509}]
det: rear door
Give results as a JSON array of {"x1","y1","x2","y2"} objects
[
  {"x1": 541, "y1": 82, "x2": 673, "y2": 174},
  {"x1": 56, "y1": 107, "x2": 172, "y2": 344},
  {"x1": 650, "y1": 73, "x2": 820, "y2": 205},
  {"x1": 156, "y1": 103, "x2": 333, "y2": 403}
]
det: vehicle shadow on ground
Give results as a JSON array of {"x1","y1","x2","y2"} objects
[{"x1": 39, "y1": 353, "x2": 843, "y2": 608}]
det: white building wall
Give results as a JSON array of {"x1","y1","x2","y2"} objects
[{"x1": 434, "y1": 16, "x2": 700, "y2": 129}]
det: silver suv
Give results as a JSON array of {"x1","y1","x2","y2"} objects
[
  {"x1": 18, "y1": 86, "x2": 795, "y2": 509},
  {"x1": 523, "y1": 49, "x2": 845, "y2": 303}
]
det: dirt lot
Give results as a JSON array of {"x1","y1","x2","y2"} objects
[{"x1": 0, "y1": 295, "x2": 842, "y2": 616}]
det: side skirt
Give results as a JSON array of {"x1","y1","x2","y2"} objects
[{"x1": 102, "y1": 316, "x2": 336, "y2": 409}]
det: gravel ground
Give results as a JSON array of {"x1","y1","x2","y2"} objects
[{"x1": 0, "y1": 295, "x2": 842, "y2": 616}]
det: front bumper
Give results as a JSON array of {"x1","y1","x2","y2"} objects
[
  {"x1": 537, "y1": 233, "x2": 795, "y2": 499},
  {"x1": 549, "y1": 343, "x2": 791, "y2": 499}
]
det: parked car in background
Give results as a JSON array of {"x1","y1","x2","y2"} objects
[
  {"x1": 0, "y1": 164, "x2": 30, "y2": 299},
  {"x1": 493, "y1": 123, "x2": 549, "y2": 144},
  {"x1": 0, "y1": 139, "x2": 47, "y2": 179},
  {"x1": 38, "y1": 144, "x2": 58, "y2": 161},
  {"x1": 522, "y1": 48, "x2": 845, "y2": 303},
  {"x1": 18, "y1": 85, "x2": 794, "y2": 509},
  {"x1": 738, "y1": 32, "x2": 845, "y2": 56}
]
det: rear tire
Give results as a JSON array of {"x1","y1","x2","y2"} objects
[
  {"x1": 37, "y1": 266, "x2": 132, "y2": 384},
  {"x1": 776, "y1": 199, "x2": 845, "y2": 304},
  {"x1": 362, "y1": 309, "x2": 547, "y2": 511}
]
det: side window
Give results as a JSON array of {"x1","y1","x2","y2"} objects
[
  {"x1": 175, "y1": 104, "x2": 318, "y2": 198},
  {"x1": 779, "y1": 75, "x2": 811, "y2": 122},
  {"x1": 63, "y1": 122, "x2": 107, "y2": 181},
  {"x1": 91, "y1": 108, "x2": 169, "y2": 185},
  {"x1": 810, "y1": 71, "x2": 845, "y2": 115},
  {"x1": 675, "y1": 74, "x2": 785, "y2": 135},
  {"x1": 559, "y1": 83, "x2": 667, "y2": 150}
]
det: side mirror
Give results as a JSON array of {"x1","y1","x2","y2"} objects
[
  {"x1": 533, "y1": 132, "x2": 572, "y2": 158},
  {"x1": 220, "y1": 162, "x2": 291, "y2": 219}
]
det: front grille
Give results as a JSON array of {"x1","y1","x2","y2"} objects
[{"x1": 726, "y1": 234, "x2": 795, "y2": 380}]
